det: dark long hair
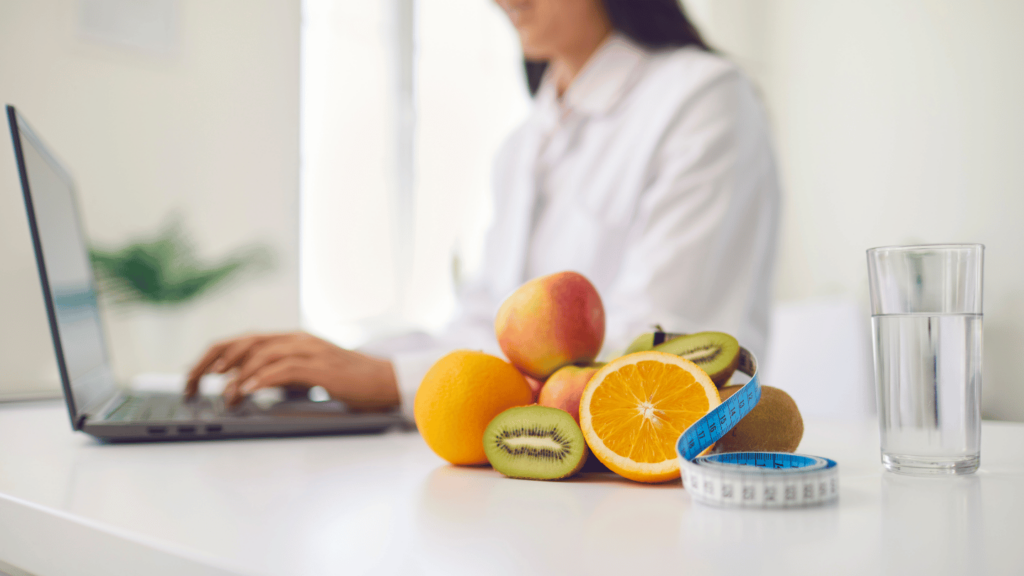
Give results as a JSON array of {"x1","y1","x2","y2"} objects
[{"x1": 524, "y1": 0, "x2": 710, "y2": 96}]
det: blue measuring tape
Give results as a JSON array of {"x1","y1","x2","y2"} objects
[{"x1": 675, "y1": 348, "x2": 839, "y2": 508}]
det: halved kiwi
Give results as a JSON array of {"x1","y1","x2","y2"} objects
[
  {"x1": 653, "y1": 331, "x2": 740, "y2": 387},
  {"x1": 623, "y1": 328, "x2": 687, "y2": 355},
  {"x1": 483, "y1": 405, "x2": 588, "y2": 480}
]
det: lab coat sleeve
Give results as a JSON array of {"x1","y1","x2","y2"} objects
[
  {"x1": 381, "y1": 129, "x2": 528, "y2": 422},
  {"x1": 374, "y1": 267, "x2": 504, "y2": 421},
  {"x1": 381, "y1": 320, "x2": 502, "y2": 423},
  {"x1": 601, "y1": 68, "x2": 780, "y2": 360}
]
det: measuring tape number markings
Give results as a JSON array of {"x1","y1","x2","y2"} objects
[{"x1": 675, "y1": 347, "x2": 839, "y2": 508}]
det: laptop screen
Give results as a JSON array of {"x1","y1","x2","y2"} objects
[{"x1": 10, "y1": 108, "x2": 116, "y2": 420}]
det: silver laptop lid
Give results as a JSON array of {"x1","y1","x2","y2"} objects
[{"x1": 7, "y1": 105, "x2": 118, "y2": 429}]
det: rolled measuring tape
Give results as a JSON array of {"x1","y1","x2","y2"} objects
[{"x1": 675, "y1": 347, "x2": 839, "y2": 508}]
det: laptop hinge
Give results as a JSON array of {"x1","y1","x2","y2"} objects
[
  {"x1": 85, "y1": 389, "x2": 128, "y2": 426},
  {"x1": 76, "y1": 414, "x2": 88, "y2": 429}
]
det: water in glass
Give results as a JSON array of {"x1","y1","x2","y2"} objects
[{"x1": 872, "y1": 312, "x2": 982, "y2": 474}]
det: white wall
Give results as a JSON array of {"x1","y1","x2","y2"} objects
[
  {"x1": 688, "y1": 0, "x2": 1024, "y2": 420},
  {"x1": 0, "y1": 0, "x2": 300, "y2": 391}
]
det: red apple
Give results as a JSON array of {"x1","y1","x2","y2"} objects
[
  {"x1": 537, "y1": 364, "x2": 603, "y2": 425},
  {"x1": 494, "y1": 271, "x2": 605, "y2": 380}
]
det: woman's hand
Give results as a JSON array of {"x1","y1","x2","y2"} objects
[{"x1": 184, "y1": 332, "x2": 400, "y2": 411}]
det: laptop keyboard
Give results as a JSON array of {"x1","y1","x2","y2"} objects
[{"x1": 105, "y1": 395, "x2": 230, "y2": 422}]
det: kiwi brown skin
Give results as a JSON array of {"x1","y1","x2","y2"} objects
[{"x1": 712, "y1": 385, "x2": 804, "y2": 453}]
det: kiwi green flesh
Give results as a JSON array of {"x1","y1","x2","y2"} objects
[
  {"x1": 653, "y1": 331, "x2": 740, "y2": 386},
  {"x1": 623, "y1": 331, "x2": 688, "y2": 355},
  {"x1": 483, "y1": 406, "x2": 588, "y2": 480},
  {"x1": 623, "y1": 334, "x2": 651, "y2": 355}
]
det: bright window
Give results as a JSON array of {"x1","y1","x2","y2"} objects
[{"x1": 300, "y1": 0, "x2": 530, "y2": 347}]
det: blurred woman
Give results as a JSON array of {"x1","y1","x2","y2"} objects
[{"x1": 186, "y1": 0, "x2": 780, "y2": 421}]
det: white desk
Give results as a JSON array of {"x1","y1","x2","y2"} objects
[{"x1": 0, "y1": 400, "x2": 1022, "y2": 576}]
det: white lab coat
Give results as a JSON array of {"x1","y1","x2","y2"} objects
[{"x1": 379, "y1": 34, "x2": 780, "y2": 422}]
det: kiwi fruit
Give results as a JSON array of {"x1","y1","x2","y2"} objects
[
  {"x1": 483, "y1": 405, "x2": 588, "y2": 480},
  {"x1": 712, "y1": 385, "x2": 804, "y2": 453},
  {"x1": 650, "y1": 332, "x2": 740, "y2": 386},
  {"x1": 623, "y1": 328, "x2": 687, "y2": 355}
]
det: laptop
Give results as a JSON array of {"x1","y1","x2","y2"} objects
[{"x1": 6, "y1": 104, "x2": 404, "y2": 441}]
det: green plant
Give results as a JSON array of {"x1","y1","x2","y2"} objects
[{"x1": 89, "y1": 219, "x2": 273, "y2": 307}]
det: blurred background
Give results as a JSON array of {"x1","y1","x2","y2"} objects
[{"x1": 1, "y1": 0, "x2": 1022, "y2": 421}]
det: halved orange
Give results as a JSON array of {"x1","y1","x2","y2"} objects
[{"x1": 579, "y1": 351, "x2": 721, "y2": 483}]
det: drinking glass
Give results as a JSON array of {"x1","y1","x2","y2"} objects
[{"x1": 867, "y1": 244, "x2": 983, "y2": 475}]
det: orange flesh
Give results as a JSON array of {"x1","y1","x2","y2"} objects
[{"x1": 589, "y1": 360, "x2": 710, "y2": 464}]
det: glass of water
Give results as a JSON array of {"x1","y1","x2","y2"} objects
[{"x1": 867, "y1": 244, "x2": 984, "y2": 475}]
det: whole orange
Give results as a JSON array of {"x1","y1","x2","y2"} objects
[{"x1": 414, "y1": 350, "x2": 533, "y2": 465}]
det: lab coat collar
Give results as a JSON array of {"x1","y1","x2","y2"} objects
[{"x1": 535, "y1": 33, "x2": 648, "y2": 119}]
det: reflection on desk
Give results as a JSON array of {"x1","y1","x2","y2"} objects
[{"x1": 0, "y1": 399, "x2": 1022, "y2": 576}]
